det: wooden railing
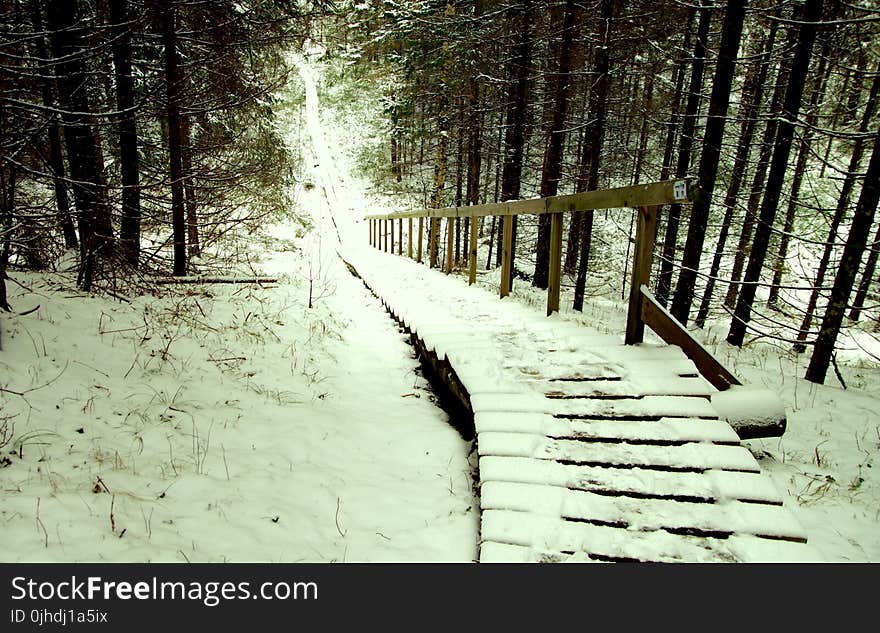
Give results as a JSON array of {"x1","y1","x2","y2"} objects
[{"x1": 365, "y1": 178, "x2": 742, "y2": 393}]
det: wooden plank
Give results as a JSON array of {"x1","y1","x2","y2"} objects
[
  {"x1": 470, "y1": 393, "x2": 718, "y2": 418},
  {"x1": 542, "y1": 374, "x2": 714, "y2": 398},
  {"x1": 640, "y1": 286, "x2": 741, "y2": 391},
  {"x1": 407, "y1": 217, "x2": 413, "y2": 258},
  {"x1": 547, "y1": 212, "x2": 563, "y2": 316},
  {"x1": 480, "y1": 482, "x2": 808, "y2": 542},
  {"x1": 500, "y1": 215, "x2": 514, "y2": 298},
  {"x1": 473, "y1": 413, "x2": 741, "y2": 444},
  {"x1": 364, "y1": 179, "x2": 691, "y2": 220},
  {"x1": 417, "y1": 216, "x2": 423, "y2": 263},
  {"x1": 478, "y1": 456, "x2": 783, "y2": 504},
  {"x1": 468, "y1": 216, "x2": 477, "y2": 285},
  {"x1": 398, "y1": 218, "x2": 403, "y2": 255},
  {"x1": 625, "y1": 206, "x2": 657, "y2": 344},
  {"x1": 481, "y1": 512, "x2": 814, "y2": 562},
  {"x1": 476, "y1": 432, "x2": 761, "y2": 472}
]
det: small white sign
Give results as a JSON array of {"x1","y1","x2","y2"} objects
[{"x1": 674, "y1": 180, "x2": 687, "y2": 201}]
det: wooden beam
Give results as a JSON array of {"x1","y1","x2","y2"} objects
[
  {"x1": 390, "y1": 217, "x2": 394, "y2": 254},
  {"x1": 640, "y1": 286, "x2": 741, "y2": 391},
  {"x1": 408, "y1": 217, "x2": 413, "y2": 259},
  {"x1": 500, "y1": 215, "x2": 514, "y2": 298},
  {"x1": 625, "y1": 206, "x2": 657, "y2": 344},
  {"x1": 384, "y1": 219, "x2": 388, "y2": 252},
  {"x1": 547, "y1": 212, "x2": 564, "y2": 316},
  {"x1": 398, "y1": 218, "x2": 403, "y2": 255},
  {"x1": 468, "y1": 216, "x2": 478, "y2": 285},
  {"x1": 417, "y1": 217, "x2": 424, "y2": 263},
  {"x1": 365, "y1": 179, "x2": 690, "y2": 221}
]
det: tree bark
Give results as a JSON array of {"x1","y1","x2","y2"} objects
[
  {"x1": 110, "y1": 0, "x2": 142, "y2": 265},
  {"x1": 161, "y1": 0, "x2": 187, "y2": 276},
  {"x1": 534, "y1": 0, "x2": 577, "y2": 289},
  {"x1": 656, "y1": 0, "x2": 711, "y2": 307},
  {"x1": 46, "y1": 0, "x2": 115, "y2": 291},
  {"x1": 727, "y1": 0, "x2": 823, "y2": 347},
  {"x1": 795, "y1": 65, "x2": 880, "y2": 346},
  {"x1": 806, "y1": 130, "x2": 880, "y2": 383},
  {"x1": 572, "y1": 0, "x2": 618, "y2": 312},
  {"x1": 670, "y1": 0, "x2": 746, "y2": 326}
]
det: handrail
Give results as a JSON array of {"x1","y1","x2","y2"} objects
[{"x1": 364, "y1": 178, "x2": 714, "y2": 371}]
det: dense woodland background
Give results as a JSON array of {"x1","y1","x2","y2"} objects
[{"x1": 1, "y1": 0, "x2": 879, "y2": 387}]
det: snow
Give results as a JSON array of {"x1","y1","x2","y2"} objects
[{"x1": 2, "y1": 51, "x2": 878, "y2": 563}]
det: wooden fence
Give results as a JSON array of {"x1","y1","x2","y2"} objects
[{"x1": 365, "y1": 178, "x2": 741, "y2": 392}]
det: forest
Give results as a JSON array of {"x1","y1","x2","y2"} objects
[
  {"x1": 1, "y1": 0, "x2": 879, "y2": 565},
  {"x1": 2, "y1": 0, "x2": 879, "y2": 386}
]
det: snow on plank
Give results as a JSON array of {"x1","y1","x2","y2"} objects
[
  {"x1": 473, "y1": 412, "x2": 741, "y2": 443},
  {"x1": 477, "y1": 432, "x2": 761, "y2": 472},
  {"x1": 478, "y1": 456, "x2": 783, "y2": 504},
  {"x1": 480, "y1": 482, "x2": 808, "y2": 542},
  {"x1": 480, "y1": 512, "x2": 819, "y2": 563},
  {"x1": 541, "y1": 374, "x2": 714, "y2": 398}
]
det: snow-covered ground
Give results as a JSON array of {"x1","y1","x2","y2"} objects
[{"x1": 2, "y1": 52, "x2": 877, "y2": 563}]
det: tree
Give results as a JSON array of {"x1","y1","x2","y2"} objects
[
  {"x1": 670, "y1": 0, "x2": 746, "y2": 326},
  {"x1": 727, "y1": 0, "x2": 824, "y2": 347},
  {"x1": 572, "y1": 0, "x2": 619, "y2": 312},
  {"x1": 806, "y1": 129, "x2": 880, "y2": 383}
]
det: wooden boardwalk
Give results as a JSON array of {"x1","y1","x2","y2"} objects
[{"x1": 344, "y1": 243, "x2": 816, "y2": 563}]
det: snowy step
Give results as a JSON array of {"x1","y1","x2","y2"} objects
[
  {"x1": 480, "y1": 513, "x2": 818, "y2": 563},
  {"x1": 478, "y1": 456, "x2": 782, "y2": 504},
  {"x1": 477, "y1": 432, "x2": 761, "y2": 472},
  {"x1": 541, "y1": 375, "x2": 714, "y2": 398},
  {"x1": 480, "y1": 482, "x2": 807, "y2": 542},
  {"x1": 474, "y1": 412, "x2": 741, "y2": 443}
]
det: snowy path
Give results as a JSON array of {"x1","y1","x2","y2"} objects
[{"x1": 296, "y1": 55, "x2": 820, "y2": 562}]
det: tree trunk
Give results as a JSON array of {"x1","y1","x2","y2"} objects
[
  {"x1": 181, "y1": 114, "x2": 200, "y2": 258},
  {"x1": 795, "y1": 65, "x2": 880, "y2": 347},
  {"x1": 29, "y1": 0, "x2": 77, "y2": 250},
  {"x1": 572, "y1": 0, "x2": 619, "y2": 312},
  {"x1": 670, "y1": 0, "x2": 746, "y2": 326},
  {"x1": 110, "y1": 0, "x2": 142, "y2": 266},
  {"x1": 534, "y1": 0, "x2": 577, "y2": 289},
  {"x1": 161, "y1": 0, "x2": 187, "y2": 276},
  {"x1": 656, "y1": 0, "x2": 711, "y2": 307},
  {"x1": 806, "y1": 130, "x2": 880, "y2": 384},
  {"x1": 767, "y1": 49, "x2": 834, "y2": 309},
  {"x1": 46, "y1": 0, "x2": 115, "y2": 291},
  {"x1": 727, "y1": 0, "x2": 823, "y2": 347},
  {"x1": 499, "y1": 1, "x2": 534, "y2": 293},
  {"x1": 693, "y1": 17, "x2": 779, "y2": 327}
]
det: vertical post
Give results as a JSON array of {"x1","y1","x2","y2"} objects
[
  {"x1": 384, "y1": 219, "x2": 389, "y2": 252},
  {"x1": 390, "y1": 217, "x2": 394, "y2": 254},
  {"x1": 468, "y1": 216, "x2": 478, "y2": 285},
  {"x1": 500, "y1": 214, "x2": 514, "y2": 298},
  {"x1": 626, "y1": 206, "x2": 658, "y2": 344},
  {"x1": 446, "y1": 217, "x2": 454, "y2": 273},
  {"x1": 408, "y1": 218, "x2": 413, "y2": 259},
  {"x1": 430, "y1": 218, "x2": 440, "y2": 268},
  {"x1": 547, "y1": 211, "x2": 564, "y2": 316},
  {"x1": 398, "y1": 218, "x2": 403, "y2": 255},
  {"x1": 417, "y1": 217, "x2": 424, "y2": 263}
]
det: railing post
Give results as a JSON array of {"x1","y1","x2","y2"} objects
[
  {"x1": 408, "y1": 218, "x2": 413, "y2": 259},
  {"x1": 468, "y1": 216, "x2": 477, "y2": 285},
  {"x1": 429, "y1": 218, "x2": 440, "y2": 268},
  {"x1": 625, "y1": 205, "x2": 658, "y2": 344},
  {"x1": 384, "y1": 219, "x2": 389, "y2": 252},
  {"x1": 398, "y1": 218, "x2": 403, "y2": 255},
  {"x1": 500, "y1": 215, "x2": 514, "y2": 298},
  {"x1": 446, "y1": 217, "x2": 454, "y2": 273},
  {"x1": 390, "y1": 217, "x2": 395, "y2": 254},
  {"x1": 417, "y1": 217, "x2": 424, "y2": 263},
  {"x1": 547, "y1": 211, "x2": 564, "y2": 316}
]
